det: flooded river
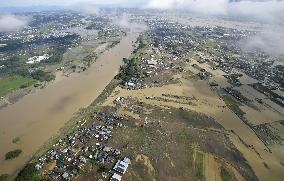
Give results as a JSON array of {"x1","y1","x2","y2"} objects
[{"x1": 0, "y1": 31, "x2": 139, "y2": 175}]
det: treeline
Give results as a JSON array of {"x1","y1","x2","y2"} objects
[
  {"x1": 116, "y1": 57, "x2": 139, "y2": 83},
  {"x1": 115, "y1": 34, "x2": 146, "y2": 83},
  {"x1": 31, "y1": 70, "x2": 55, "y2": 82},
  {"x1": 5, "y1": 149, "x2": 22, "y2": 160},
  {"x1": 82, "y1": 52, "x2": 98, "y2": 67},
  {"x1": 16, "y1": 163, "x2": 41, "y2": 181},
  {"x1": 0, "y1": 34, "x2": 80, "y2": 52},
  {"x1": 43, "y1": 47, "x2": 67, "y2": 64}
]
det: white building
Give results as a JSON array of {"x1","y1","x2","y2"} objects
[
  {"x1": 26, "y1": 54, "x2": 49, "y2": 64},
  {"x1": 113, "y1": 157, "x2": 130, "y2": 174},
  {"x1": 110, "y1": 173, "x2": 122, "y2": 181}
]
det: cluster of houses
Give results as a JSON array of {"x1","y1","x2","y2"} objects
[
  {"x1": 223, "y1": 87, "x2": 248, "y2": 103},
  {"x1": 224, "y1": 74, "x2": 242, "y2": 86},
  {"x1": 252, "y1": 83, "x2": 284, "y2": 107},
  {"x1": 181, "y1": 22, "x2": 283, "y2": 92},
  {"x1": 133, "y1": 18, "x2": 284, "y2": 110},
  {"x1": 137, "y1": 17, "x2": 284, "y2": 111},
  {"x1": 124, "y1": 53, "x2": 185, "y2": 90},
  {"x1": 35, "y1": 110, "x2": 130, "y2": 180},
  {"x1": 123, "y1": 20, "x2": 196, "y2": 90}
]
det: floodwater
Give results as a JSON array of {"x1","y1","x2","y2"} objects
[{"x1": 0, "y1": 31, "x2": 140, "y2": 175}]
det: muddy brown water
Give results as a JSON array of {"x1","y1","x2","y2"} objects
[{"x1": 0, "y1": 32, "x2": 140, "y2": 175}]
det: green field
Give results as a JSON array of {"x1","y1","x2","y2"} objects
[
  {"x1": 220, "y1": 166, "x2": 231, "y2": 181},
  {"x1": 222, "y1": 95, "x2": 241, "y2": 106},
  {"x1": 0, "y1": 76, "x2": 36, "y2": 97},
  {"x1": 195, "y1": 151, "x2": 205, "y2": 181},
  {"x1": 205, "y1": 39, "x2": 218, "y2": 49}
]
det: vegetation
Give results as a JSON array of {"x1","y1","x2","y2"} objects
[
  {"x1": 0, "y1": 76, "x2": 36, "y2": 96},
  {"x1": 222, "y1": 95, "x2": 245, "y2": 117},
  {"x1": 5, "y1": 149, "x2": 22, "y2": 160},
  {"x1": 12, "y1": 137, "x2": 21, "y2": 144},
  {"x1": 0, "y1": 174, "x2": 8, "y2": 181},
  {"x1": 182, "y1": 71, "x2": 199, "y2": 81},
  {"x1": 82, "y1": 52, "x2": 97, "y2": 66},
  {"x1": 205, "y1": 39, "x2": 218, "y2": 49},
  {"x1": 91, "y1": 79, "x2": 121, "y2": 106},
  {"x1": 222, "y1": 95, "x2": 242, "y2": 106},
  {"x1": 133, "y1": 34, "x2": 148, "y2": 55},
  {"x1": 115, "y1": 34, "x2": 147, "y2": 84},
  {"x1": 220, "y1": 167, "x2": 231, "y2": 181},
  {"x1": 176, "y1": 128, "x2": 192, "y2": 144},
  {"x1": 195, "y1": 151, "x2": 204, "y2": 181},
  {"x1": 0, "y1": 33, "x2": 80, "y2": 97},
  {"x1": 150, "y1": 107, "x2": 222, "y2": 129},
  {"x1": 137, "y1": 36, "x2": 146, "y2": 50},
  {"x1": 97, "y1": 165, "x2": 106, "y2": 173},
  {"x1": 16, "y1": 163, "x2": 41, "y2": 181},
  {"x1": 43, "y1": 47, "x2": 67, "y2": 64},
  {"x1": 0, "y1": 56, "x2": 26, "y2": 77},
  {"x1": 116, "y1": 57, "x2": 139, "y2": 83},
  {"x1": 31, "y1": 70, "x2": 55, "y2": 82},
  {"x1": 108, "y1": 40, "x2": 120, "y2": 48}
]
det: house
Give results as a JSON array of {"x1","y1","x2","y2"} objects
[
  {"x1": 110, "y1": 173, "x2": 122, "y2": 181},
  {"x1": 147, "y1": 59, "x2": 158, "y2": 65},
  {"x1": 62, "y1": 172, "x2": 69, "y2": 180},
  {"x1": 127, "y1": 82, "x2": 135, "y2": 88},
  {"x1": 35, "y1": 163, "x2": 42, "y2": 170},
  {"x1": 26, "y1": 54, "x2": 49, "y2": 64},
  {"x1": 113, "y1": 157, "x2": 130, "y2": 174}
]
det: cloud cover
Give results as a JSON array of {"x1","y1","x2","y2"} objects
[
  {"x1": 113, "y1": 14, "x2": 148, "y2": 31},
  {"x1": 0, "y1": 14, "x2": 29, "y2": 32},
  {"x1": 73, "y1": 2, "x2": 99, "y2": 15},
  {"x1": 2, "y1": 0, "x2": 284, "y2": 22},
  {"x1": 241, "y1": 31, "x2": 284, "y2": 55},
  {"x1": 145, "y1": 0, "x2": 284, "y2": 21}
]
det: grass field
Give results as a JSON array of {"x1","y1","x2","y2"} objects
[
  {"x1": 0, "y1": 76, "x2": 36, "y2": 97},
  {"x1": 195, "y1": 151, "x2": 205, "y2": 181},
  {"x1": 205, "y1": 39, "x2": 218, "y2": 49},
  {"x1": 222, "y1": 95, "x2": 245, "y2": 117},
  {"x1": 222, "y1": 95, "x2": 241, "y2": 106},
  {"x1": 220, "y1": 166, "x2": 231, "y2": 181}
]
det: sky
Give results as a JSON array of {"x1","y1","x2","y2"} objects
[
  {"x1": 1, "y1": 0, "x2": 283, "y2": 20},
  {"x1": 0, "y1": 0, "x2": 142, "y2": 7}
]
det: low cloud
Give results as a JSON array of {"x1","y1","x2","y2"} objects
[
  {"x1": 145, "y1": 0, "x2": 284, "y2": 22},
  {"x1": 230, "y1": 0, "x2": 284, "y2": 22},
  {"x1": 145, "y1": 0, "x2": 178, "y2": 10},
  {"x1": 0, "y1": 14, "x2": 29, "y2": 32},
  {"x1": 241, "y1": 30, "x2": 284, "y2": 55},
  {"x1": 114, "y1": 14, "x2": 148, "y2": 31},
  {"x1": 145, "y1": 0, "x2": 228, "y2": 14},
  {"x1": 72, "y1": 2, "x2": 100, "y2": 15}
]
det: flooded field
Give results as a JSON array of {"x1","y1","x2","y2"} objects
[{"x1": 0, "y1": 31, "x2": 140, "y2": 175}]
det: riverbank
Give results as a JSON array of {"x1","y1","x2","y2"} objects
[
  {"x1": 0, "y1": 38, "x2": 120, "y2": 110},
  {"x1": 0, "y1": 31, "x2": 140, "y2": 176},
  {"x1": 10, "y1": 78, "x2": 120, "y2": 180}
]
